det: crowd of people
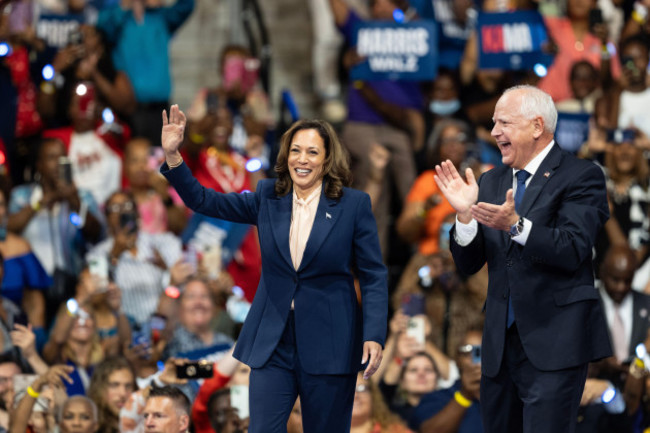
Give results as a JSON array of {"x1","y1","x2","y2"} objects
[{"x1": 1, "y1": 0, "x2": 650, "y2": 431}]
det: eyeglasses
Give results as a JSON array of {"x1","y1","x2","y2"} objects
[
  {"x1": 106, "y1": 201, "x2": 135, "y2": 214},
  {"x1": 458, "y1": 344, "x2": 480, "y2": 355}
]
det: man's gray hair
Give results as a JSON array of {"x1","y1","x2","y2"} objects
[{"x1": 503, "y1": 85, "x2": 557, "y2": 134}]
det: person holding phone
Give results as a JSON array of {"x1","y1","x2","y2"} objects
[
  {"x1": 410, "y1": 329, "x2": 483, "y2": 433},
  {"x1": 161, "y1": 106, "x2": 387, "y2": 433},
  {"x1": 85, "y1": 190, "x2": 189, "y2": 327}
]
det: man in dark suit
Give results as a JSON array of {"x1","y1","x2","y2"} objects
[
  {"x1": 598, "y1": 245, "x2": 650, "y2": 365},
  {"x1": 434, "y1": 85, "x2": 611, "y2": 433}
]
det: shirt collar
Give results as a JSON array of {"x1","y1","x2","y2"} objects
[
  {"x1": 293, "y1": 183, "x2": 322, "y2": 206},
  {"x1": 513, "y1": 139, "x2": 555, "y2": 178}
]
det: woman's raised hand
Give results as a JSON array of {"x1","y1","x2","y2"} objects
[{"x1": 161, "y1": 104, "x2": 187, "y2": 166}]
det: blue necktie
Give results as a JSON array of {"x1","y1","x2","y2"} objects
[{"x1": 507, "y1": 170, "x2": 531, "y2": 328}]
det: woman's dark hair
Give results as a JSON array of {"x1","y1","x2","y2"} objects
[{"x1": 274, "y1": 119, "x2": 352, "y2": 199}]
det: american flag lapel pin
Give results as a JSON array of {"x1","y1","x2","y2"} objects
[
  {"x1": 326, "y1": 212, "x2": 332, "y2": 219},
  {"x1": 543, "y1": 172, "x2": 550, "y2": 178}
]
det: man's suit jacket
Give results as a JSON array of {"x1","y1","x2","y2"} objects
[
  {"x1": 163, "y1": 163, "x2": 388, "y2": 375},
  {"x1": 450, "y1": 144, "x2": 612, "y2": 377},
  {"x1": 599, "y1": 290, "x2": 650, "y2": 359}
]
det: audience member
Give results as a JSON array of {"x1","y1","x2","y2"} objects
[
  {"x1": 186, "y1": 44, "x2": 273, "y2": 170},
  {"x1": 555, "y1": 60, "x2": 602, "y2": 114},
  {"x1": 594, "y1": 128, "x2": 650, "y2": 280},
  {"x1": 143, "y1": 386, "x2": 191, "y2": 433},
  {"x1": 182, "y1": 104, "x2": 263, "y2": 303},
  {"x1": 42, "y1": 287, "x2": 104, "y2": 395},
  {"x1": 350, "y1": 372, "x2": 412, "y2": 433},
  {"x1": 88, "y1": 357, "x2": 137, "y2": 433},
  {"x1": 396, "y1": 119, "x2": 479, "y2": 257},
  {"x1": 163, "y1": 277, "x2": 234, "y2": 360},
  {"x1": 328, "y1": 0, "x2": 423, "y2": 255},
  {"x1": 379, "y1": 351, "x2": 440, "y2": 425},
  {"x1": 410, "y1": 328, "x2": 483, "y2": 433},
  {"x1": 0, "y1": 176, "x2": 49, "y2": 337},
  {"x1": 539, "y1": 0, "x2": 620, "y2": 102},
  {"x1": 38, "y1": 24, "x2": 136, "y2": 128},
  {"x1": 96, "y1": 0, "x2": 195, "y2": 146},
  {"x1": 123, "y1": 138, "x2": 187, "y2": 236},
  {"x1": 43, "y1": 81, "x2": 127, "y2": 207},
  {"x1": 7, "y1": 137, "x2": 102, "y2": 315},
  {"x1": 59, "y1": 395, "x2": 99, "y2": 433},
  {"x1": 85, "y1": 190, "x2": 187, "y2": 326}
]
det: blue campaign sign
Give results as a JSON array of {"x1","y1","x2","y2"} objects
[
  {"x1": 555, "y1": 112, "x2": 591, "y2": 154},
  {"x1": 36, "y1": 14, "x2": 84, "y2": 49},
  {"x1": 350, "y1": 20, "x2": 438, "y2": 81},
  {"x1": 477, "y1": 10, "x2": 555, "y2": 71}
]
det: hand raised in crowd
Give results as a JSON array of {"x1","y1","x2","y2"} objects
[
  {"x1": 52, "y1": 44, "x2": 85, "y2": 73},
  {"x1": 161, "y1": 105, "x2": 186, "y2": 164},
  {"x1": 10, "y1": 324, "x2": 37, "y2": 359},
  {"x1": 396, "y1": 332, "x2": 425, "y2": 360},
  {"x1": 170, "y1": 259, "x2": 195, "y2": 287},
  {"x1": 434, "y1": 160, "x2": 478, "y2": 223},
  {"x1": 30, "y1": 365, "x2": 75, "y2": 393},
  {"x1": 368, "y1": 143, "x2": 390, "y2": 184},
  {"x1": 76, "y1": 51, "x2": 100, "y2": 81},
  {"x1": 389, "y1": 308, "x2": 409, "y2": 335},
  {"x1": 460, "y1": 362, "x2": 481, "y2": 402},
  {"x1": 158, "y1": 358, "x2": 191, "y2": 386}
]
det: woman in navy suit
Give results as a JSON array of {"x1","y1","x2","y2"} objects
[{"x1": 160, "y1": 105, "x2": 388, "y2": 433}]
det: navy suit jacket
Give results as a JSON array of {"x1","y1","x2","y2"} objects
[
  {"x1": 162, "y1": 163, "x2": 388, "y2": 375},
  {"x1": 450, "y1": 145, "x2": 612, "y2": 377}
]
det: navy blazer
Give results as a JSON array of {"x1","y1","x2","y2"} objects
[
  {"x1": 450, "y1": 145, "x2": 612, "y2": 377},
  {"x1": 162, "y1": 163, "x2": 388, "y2": 375}
]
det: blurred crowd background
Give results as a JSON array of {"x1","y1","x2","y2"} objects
[{"x1": 1, "y1": 0, "x2": 650, "y2": 432}]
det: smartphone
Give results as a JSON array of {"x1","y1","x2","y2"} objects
[
  {"x1": 176, "y1": 361, "x2": 214, "y2": 379},
  {"x1": 242, "y1": 58, "x2": 260, "y2": 93},
  {"x1": 183, "y1": 245, "x2": 199, "y2": 272},
  {"x1": 588, "y1": 8, "x2": 603, "y2": 31},
  {"x1": 406, "y1": 315, "x2": 426, "y2": 346},
  {"x1": 471, "y1": 345, "x2": 481, "y2": 364},
  {"x1": 206, "y1": 91, "x2": 219, "y2": 114},
  {"x1": 58, "y1": 156, "x2": 73, "y2": 184},
  {"x1": 223, "y1": 56, "x2": 245, "y2": 91},
  {"x1": 401, "y1": 293, "x2": 425, "y2": 316},
  {"x1": 119, "y1": 212, "x2": 138, "y2": 234},
  {"x1": 230, "y1": 385, "x2": 250, "y2": 419},
  {"x1": 88, "y1": 255, "x2": 109, "y2": 293},
  {"x1": 13, "y1": 311, "x2": 29, "y2": 327},
  {"x1": 131, "y1": 331, "x2": 151, "y2": 360}
]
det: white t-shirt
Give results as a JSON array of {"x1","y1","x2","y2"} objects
[
  {"x1": 618, "y1": 88, "x2": 650, "y2": 138},
  {"x1": 68, "y1": 131, "x2": 122, "y2": 206}
]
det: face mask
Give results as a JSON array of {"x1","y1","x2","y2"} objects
[{"x1": 430, "y1": 99, "x2": 461, "y2": 116}]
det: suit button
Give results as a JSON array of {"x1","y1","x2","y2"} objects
[
  {"x1": 506, "y1": 260, "x2": 513, "y2": 267},
  {"x1": 503, "y1": 293, "x2": 507, "y2": 299}
]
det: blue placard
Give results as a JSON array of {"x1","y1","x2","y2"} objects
[
  {"x1": 350, "y1": 20, "x2": 437, "y2": 81},
  {"x1": 555, "y1": 112, "x2": 591, "y2": 153},
  {"x1": 36, "y1": 14, "x2": 84, "y2": 49},
  {"x1": 477, "y1": 10, "x2": 554, "y2": 71}
]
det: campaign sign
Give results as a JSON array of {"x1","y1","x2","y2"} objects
[
  {"x1": 36, "y1": 14, "x2": 84, "y2": 49},
  {"x1": 477, "y1": 10, "x2": 554, "y2": 70},
  {"x1": 555, "y1": 112, "x2": 591, "y2": 154},
  {"x1": 350, "y1": 20, "x2": 437, "y2": 81}
]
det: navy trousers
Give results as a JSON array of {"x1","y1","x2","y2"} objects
[
  {"x1": 248, "y1": 311, "x2": 358, "y2": 433},
  {"x1": 480, "y1": 325, "x2": 589, "y2": 433}
]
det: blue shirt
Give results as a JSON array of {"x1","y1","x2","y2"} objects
[
  {"x1": 410, "y1": 380, "x2": 483, "y2": 433},
  {"x1": 97, "y1": 0, "x2": 194, "y2": 103}
]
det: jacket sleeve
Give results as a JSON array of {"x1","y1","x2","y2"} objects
[
  {"x1": 524, "y1": 161, "x2": 609, "y2": 272},
  {"x1": 161, "y1": 162, "x2": 260, "y2": 225},
  {"x1": 353, "y1": 193, "x2": 388, "y2": 346}
]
